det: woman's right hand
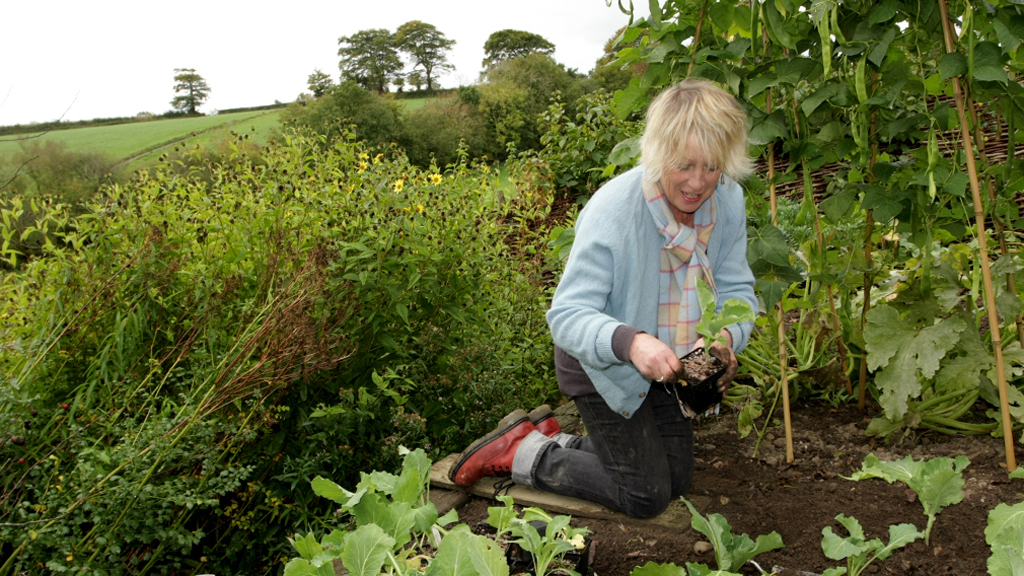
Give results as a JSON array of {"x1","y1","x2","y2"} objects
[{"x1": 628, "y1": 333, "x2": 685, "y2": 383}]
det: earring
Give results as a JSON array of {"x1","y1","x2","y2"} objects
[{"x1": 719, "y1": 173, "x2": 725, "y2": 186}]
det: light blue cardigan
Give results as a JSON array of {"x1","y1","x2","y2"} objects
[{"x1": 546, "y1": 166, "x2": 757, "y2": 418}]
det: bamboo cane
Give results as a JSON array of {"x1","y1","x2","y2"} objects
[
  {"x1": 688, "y1": 0, "x2": 708, "y2": 76},
  {"x1": 763, "y1": 24, "x2": 794, "y2": 462},
  {"x1": 858, "y1": 109, "x2": 879, "y2": 411},
  {"x1": 938, "y1": 0, "x2": 1016, "y2": 471},
  {"x1": 966, "y1": 92, "x2": 1024, "y2": 347}
]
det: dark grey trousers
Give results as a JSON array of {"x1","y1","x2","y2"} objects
[{"x1": 513, "y1": 385, "x2": 694, "y2": 518}]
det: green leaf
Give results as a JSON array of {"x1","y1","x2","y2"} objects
[
  {"x1": 340, "y1": 523, "x2": 396, "y2": 576},
  {"x1": 802, "y1": 84, "x2": 840, "y2": 117},
  {"x1": 865, "y1": 416, "x2": 904, "y2": 438},
  {"x1": 867, "y1": 27, "x2": 896, "y2": 67},
  {"x1": 975, "y1": 66, "x2": 1009, "y2": 85},
  {"x1": 283, "y1": 558, "x2": 335, "y2": 576},
  {"x1": 614, "y1": 82, "x2": 648, "y2": 120},
  {"x1": 937, "y1": 51, "x2": 962, "y2": 81},
  {"x1": 695, "y1": 279, "x2": 755, "y2": 345},
  {"x1": 351, "y1": 492, "x2": 392, "y2": 528},
  {"x1": 466, "y1": 527, "x2": 511, "y2": 576},
  {"x1": 437, "y1": 508, "x2": 460, "y2": 527},
  {"x1": 755, "y1": 279, "x2": 792, "y2": 312},
  {"x1": 311, "y1": 476, "x2": 366, "y2": 509},
  {"x1": 609, "y1": 136, "x2": 641, "y2": 166},
  {"x1": 819, "y1": 190, "x2": 856, "y2": 223},
  {"x1": 861, "y1": 189, "x2": 902, "y2": 225},
  {"x1": 912, "y1": 457, "x2": 968, "y2": 532},
  {"x1": 847, "y1": 453, "x2": 922, "y2": 484},
  {"x1": 989, "y1": 543, "x2": 1024, "y2": 576},
  {"x1": 864, "y1": 306, "x2": 966, "y2": 420},
  {"x1": 868, "y1": 0, "x2": 897, "y2": 25},
  {"x1": 747, "y1": 223, "x2": 791, "y2": 267},
  {"x1": 986, "y1": 502, "x2": 1024, "y2": 545},
  {"x1": 821, "y1": 525, "x2": 872, "y2": 561},
  {"x1": 412, "y1": 503, "x2": 440, "y2": 533},
  {"x1": 631, "y1": 562, "x2": 689, "y2": 576},
  {"x1": 875, "y1": 523, "x2": 925, "y2": 560},
  {"x1": 764, "y1": 0, "x2": 797, "y2": 49},
  {"x1": 392, "y1": 465, "x2": 425, "y2": 504},
  {"x1": 683, "y1": 498, "x2": 731, "y2": 570},
  {"x1": 648, "y1": 0, "x2": 663, "y2": 29},
  {"x1": 648, "y1": 36, "x2": 681, "y2": 64},
  {"x1": 748, "y1": 110, "x2": 788, "y2": 145},
  {"x1": 709, "y1": 2, "x2": 735, "y2": 31},
  {"x1": 992, "y1": 17, "x2": 1022, "y2": 53},
  {"x1": 681, "y1": 498, "x2": 782, "y2": 572},
  {"x1": 934, "y1": 352, "x2": 992, "y2": 395},
  {"x1": 290, "y1": 532, "x2": 324, "y2": 561}
]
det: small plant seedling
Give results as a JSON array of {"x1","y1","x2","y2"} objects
[
  {"x1": 985, "y1": 501, "x2": 1024, "y2": 576},
  {"x1": 681, "y1": 497, "x2": 784, "y2": 573},
  {"x1": 630, "y1": 561, "x2": 744, "y2": 575},
  {"x1": 845, "y1": 453, "x2": 969, "y2": 544},
  {"x1": 821, "y1": 513, "x2": 923, "y2": 576},
  {"x1": 694, "y1": 278, "x2": 756, "y2": 350}
]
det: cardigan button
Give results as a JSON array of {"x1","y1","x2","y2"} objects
[
  {"x1": 621, "y1": 410, "x2": 630, "y2": 416},
  {"x1": 639, "y1": 392, "x2": 646, "y2": 398}
]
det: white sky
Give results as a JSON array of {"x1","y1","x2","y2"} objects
[{"x1": 0, "y1": 0, "x2": 649, "y2": 127}]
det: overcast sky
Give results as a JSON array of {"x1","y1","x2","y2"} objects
[{"x1": 0, "y1": 0, "x2": 650, "y2": 127}]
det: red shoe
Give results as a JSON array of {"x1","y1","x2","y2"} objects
[
  {"x1": 528, "y1": 405, "x2": 561, "y2": 437},
  {"x1": 449, "y1": 409, "x2": 536, "y2": 487}
]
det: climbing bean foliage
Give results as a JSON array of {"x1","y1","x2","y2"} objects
[
  {"x1": 0, "y1": 131, "x2": 559, "y2": 573},
  {"x1": 599, "y1": 0, "x2": 1024, "y2": 434}
]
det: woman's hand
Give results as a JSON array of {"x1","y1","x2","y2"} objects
[
  {"x1": 629, "y1": 333, "x2": 686, "y2": 383},
  {"x1": 707, "y1": 330, "x2": 738, "y2": 393}
]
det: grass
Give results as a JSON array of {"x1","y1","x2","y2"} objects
[
  {"x1": 0, "y1": 110, "x2": 280, "y2": 166},
  {"x1": 400, "y1": 97, "x2": 428, "y2": 112},
  {"x1": 124, "y1": 111, "x2": 282, "y2": 171}
]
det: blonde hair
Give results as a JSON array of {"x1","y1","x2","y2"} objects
[{"x1": 640, "y1": 79, "x2": 753, "y2": 184}]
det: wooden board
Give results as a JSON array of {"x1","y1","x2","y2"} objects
[{"x1": 431, "y1": 453, "x2": 705, "y2": 529}]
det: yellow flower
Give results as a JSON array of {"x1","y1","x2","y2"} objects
[
  {"x1": 417, "y1": 205, "x2": 424, "y2": 214},
  {"x1": 393, "y1": 179, "x2": 404, "y2": 193},
  {"x1": 66, "y1": 554, "x2": 73, "y2": 562},
  {"x1": 357, "y1": 161, "x2": 368, "y2": 172},
  {"x1": 430, "y1": 173, "x2": 443, "y2": 184},
  {"x1": 374, "y1": 153, "x2": 384, "y2": 164},
  {"x1": 358, "y1": 152, "x2": 369, "y2": 160}
]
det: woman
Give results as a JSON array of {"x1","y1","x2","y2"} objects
[{"x1": 448, "y1": 79, "x2": 757, "y2": 518}]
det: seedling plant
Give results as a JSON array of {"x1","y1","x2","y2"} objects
[
  {"x1": 845, "y1": 453, "x2": 969, "y2": 544},
  {"x1": 820, "y1": 514, "x2": 923, "y2": 576}
]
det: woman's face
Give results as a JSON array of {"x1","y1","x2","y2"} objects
[{"x1": 660, "y1": 141, "x2": 721, "y2": 224}]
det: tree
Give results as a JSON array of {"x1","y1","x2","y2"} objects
[
  {"x1": 170, "y1": 68, "x2": 210, "y2": 114},
  {"x1": 307, "y1": 69, "x2": 334, "y2": 98},
  {"x1": 477, "y1": 53, "x2": 586, "y2": 156},
  {"x1": 482, "y1": 29, "x2": 555, "y2": 68},
  {"x1": 407, "y1": 70, "x2": 426, "y2": 92},
  {"x1": 590, "y1": 26, "x2": 640, "y2": 92},
  {"x1": 394, "y1": 21, "x2": 456, "y2": 91},
  {"x1": 338, "y1": 28, "x2": 404, "y2": 93},
  {"x1": 281, "y1": 81, "x2": 403, "y2": 146}
]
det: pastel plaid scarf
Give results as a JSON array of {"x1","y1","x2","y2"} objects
[{"x1": 641, "y1": 177, "x2": 717, "y2": 356}]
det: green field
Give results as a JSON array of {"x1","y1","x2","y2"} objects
[
  {"x1": 0, "y1": 110, "x2": 282, "y2": 169},
  {"x1": 124, "y1": 111, "x2": 282, "y2": 171},
  {"x1": 1, "y1": 96, "x2": 436, "y2": 175},
  {"x1": 399, "y1": 97, "x2": 428, "y2": 111}
]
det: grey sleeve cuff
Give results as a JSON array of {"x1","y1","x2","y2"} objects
[{"x1": 612, "y1": 326, "x2": 643, "y2": 363}]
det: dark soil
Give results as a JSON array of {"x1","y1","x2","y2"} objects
[{"x1": 453, "y1": 401, "x2": 1022, "y2": 576}]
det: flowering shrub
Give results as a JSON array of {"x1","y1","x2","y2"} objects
[{"x1": 0, "y1": 130, "x2": 560, "y2": 573}]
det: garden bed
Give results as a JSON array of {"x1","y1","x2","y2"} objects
[{"x1": 452, "y1": 401, "x2": 1018, "y2": 575}]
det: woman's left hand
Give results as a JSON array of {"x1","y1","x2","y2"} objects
[{"x1": 707, "y1": 330, "x2": 738, "y2": 393}]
